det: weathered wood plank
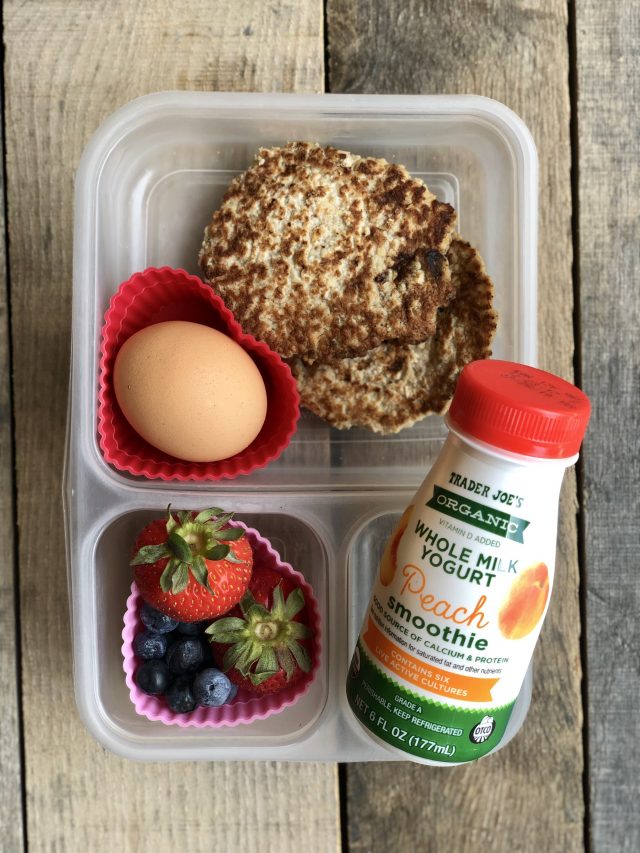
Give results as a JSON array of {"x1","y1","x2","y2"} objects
[
  {"x1": 328, "y1": 1, "x2": 583, "y2": 850},
  {"x1": 0, "y1": 106, "x2": 26, "y2": 853},
  {"x1": 4, "y1": 2, "x2": 337, "y2": 851},
  {"x1": 575, "y1": 4, "x2": 640, "y2": 851}
]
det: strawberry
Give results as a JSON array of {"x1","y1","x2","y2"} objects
[
  {"x1": 131, "y1": 507, "x2": 253, "y2": 622},
  {"x1": 205, "y1": 566, "x2": 313, "y2": 694}
]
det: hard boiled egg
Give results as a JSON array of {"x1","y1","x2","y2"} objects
[{"x1": 113, "y1": 321, "x2": 268, "y2": 462}]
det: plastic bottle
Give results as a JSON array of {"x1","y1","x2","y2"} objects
[{"x1": 346, "y1": 360, "x2": 591, "y2": 764}]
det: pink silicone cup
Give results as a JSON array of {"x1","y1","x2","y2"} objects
[
  {"x1": 121, "y1": 522, "x2": 322, "y2": 728},
  {"x1": 98, "y1": 267, "x2": 300, "y2": 480}
]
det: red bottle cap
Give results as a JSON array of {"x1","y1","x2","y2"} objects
[{"x1": 447, "y1": 360, "x2": 591, "y2": 459}]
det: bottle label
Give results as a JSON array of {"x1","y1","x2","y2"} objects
[{"x1": 347, "y1": 440, "x2": 561, "y2": 763}]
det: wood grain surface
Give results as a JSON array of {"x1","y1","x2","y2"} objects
[
  {"x1": 0, "y1": 109, "x2": 25, "y2": 853},
  {"x1": 4, "y1": 3, "x2": 337, "y2": 853},
  {"x1": 4, "y1": 0, "x2": 635, "y2": 850},
  {"x1": 576, "y1": 3, "x2": 640, "y2": 851},
  {"x1": 328, "y1": 1, "x2": 584, "y2": 851}
]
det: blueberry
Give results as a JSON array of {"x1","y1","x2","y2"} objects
[
  {"x1": 140, "y1": 602, "x2": 178, "y2": 634},
  {"x1": 165, "y1": 638, "x2": 205, "y2": 675},
  {"x1": 133, "y1": 630, "x2": 167, "y2": 660},
  {"x1": 193, "y1": 668, "x2": 233, "y2": 707},
  {"x1": 227, "y1": 683, "x2": 238, "y2": 702},
  {"x1": 135, "y1": 659, "x2": 171, "y2": 695},
  {"x1": 176, "y1": 620, "x2": 208, "y2": 636},
  {"x1": 166, "y1": 676, "x2": 197, "y2": 713}
]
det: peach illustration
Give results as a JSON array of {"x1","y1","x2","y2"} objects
[
  {"x1": 379, "y1": 505, "x2": 413, "y2": 586},
  {"x1": 498, "y1": 562, "x2": 550, "y2": 640}
]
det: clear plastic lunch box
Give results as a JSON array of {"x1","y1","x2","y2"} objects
[{"x1": 64, "y1": 92, "x2": 538, "y2": 761}]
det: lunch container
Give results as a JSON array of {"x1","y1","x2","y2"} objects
[{"x1": 64, "y1": 92, "x2": 538, "y2": 761}]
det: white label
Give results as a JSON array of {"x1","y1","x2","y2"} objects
[
  {"x1": 347, "y1": 435, "x2": 568, "y2": 763},
  {"x1": 372, "y1": 437, "x2": 563, "y2": 708}
]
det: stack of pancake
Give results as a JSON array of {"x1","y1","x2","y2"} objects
[{"x1": 199, "y1": 142, "x2": 497, "y2": 434}]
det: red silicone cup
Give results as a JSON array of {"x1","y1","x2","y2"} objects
[
  {"x1": 98, "y1": 267, "x2": 300, "y2": 480},
  {"x1": 121, "y1": 522, "x2": 322, "y2": 728}
]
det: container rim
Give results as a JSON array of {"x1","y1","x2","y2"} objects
[{"x1": 75, "y1": 90, "x2": 538, "y2": 192}]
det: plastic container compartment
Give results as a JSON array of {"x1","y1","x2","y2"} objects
[{"x1": 65, "y1": 92, "x2": 538, "y2": 761}]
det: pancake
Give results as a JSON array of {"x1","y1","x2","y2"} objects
[
  {"x1": 288, "y1": 237, "x2": 498, "y2": 433},
  {"x1": 199, "y1": 142, "x2": 457, "y2": 361}
]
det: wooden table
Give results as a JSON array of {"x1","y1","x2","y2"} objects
[{"x1": 2, "y1": 2, "x2": 637, "y2": 851}]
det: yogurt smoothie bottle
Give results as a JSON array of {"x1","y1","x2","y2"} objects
[{"x1": 346, "y1": 360, "x2": 590, "y2": 764}]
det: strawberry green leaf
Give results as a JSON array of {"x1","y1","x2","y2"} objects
[
  {"x1": 256, "y1": 646, "x2": 278, "y2": 674},
  {"x1": 239, "y1": 591, "x2": 257, "y2": 617},
  {"x1": 240, "y1": 599, "x2": 271, "y2": 621},
  {"x1": 205, "y1": 618, "x2": 248, "y2": 644},
  {"x1": 219, "y1": 527, "x2": 244, "y2": 541},
  {"x1": 190, "y1": 555, "x2": 210, "y2": 590},
  {"x1": 171, "y1": 563, "x2": 189, "y2": 594},
  {"x1": 165, "y1": 506, "x2": 178, "y2": 535},
  {"x1": 276, "y1": 646, "x2": 296, "y2": 680},
  {"x1": 159, "y1": 559, "x2": 177, "y2": 593},
  {"x1": 177, "y1": 510, "x2": 191, "y2": 526},
  {"x1": 207, "y1": 512, "x2": 235, "y2": 533},
  {"x1": 206, "y1": 543, "x2": 230, "y2": 561},
  {"x1": 283, "y1": 588, "x2": 306, "y2": 620},
  {"x1": 233, "y1": 640, "x2": 261, "y2": 676},
  {"x1": 168, "y1": 532, "x2": 192, "y2": 563},
  {"x1": 222, "y1": 641, "x2": 250, "y2": 672},
  {"x1": 206, "y1": 616, "x2": 247, "y2": 636},
  {"x1": 271, "y1": 584, "x2": 286, "y2": 618},
  {"x1": 207, "y1": 627, "x2": 247, "y2": 644},
  {"x1": 286, "y1": 622, "x2": 312, "y2": 641},
  {"x1": 130, "y1": 544, "x2": 170, "y2": 566},
  {"x1": 194, "y1": 507, "x2": 225, "y2": 524},
  {"x1": 225, "y1": 551, "x2": 246, "y2": 565},
  {"x1": 288, "y1": 640, "x2": 312, "y2": 673}
]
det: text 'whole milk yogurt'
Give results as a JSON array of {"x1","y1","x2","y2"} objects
[{"x1": 346, "y1": 360, "x2": 591, "y2": 764}]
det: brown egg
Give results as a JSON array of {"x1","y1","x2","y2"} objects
[{"x1": 113, "y1": 321, "x2": 268, "y2": 462}]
